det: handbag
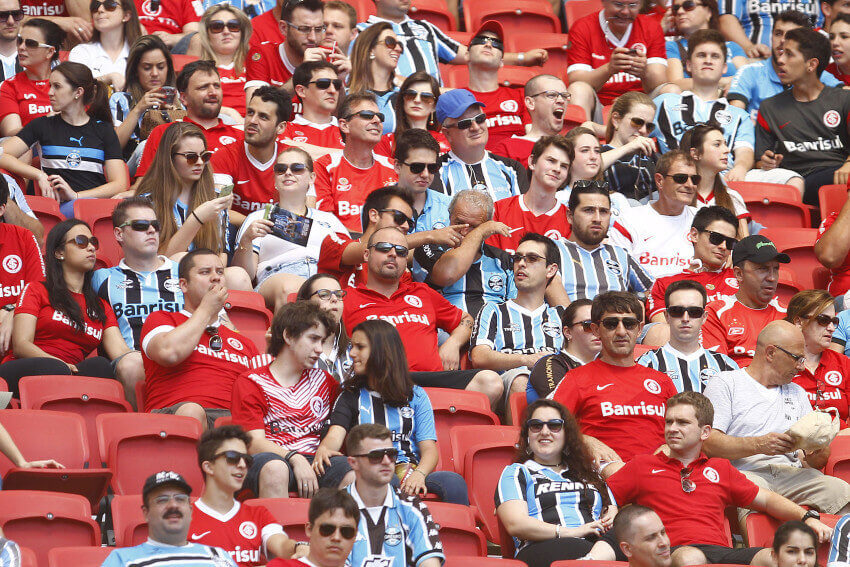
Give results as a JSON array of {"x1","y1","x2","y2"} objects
[
  {"x1": 786, "y1": 409, "x2": 840, "y2": 451},
  {"x1": 140, "y1": 105, "x2": 188, "y2": 139}
]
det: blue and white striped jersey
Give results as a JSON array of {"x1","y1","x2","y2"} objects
[
  {"x1": 0, "y1": 539, "x2": 21, "y2": 567},
  {"x1": 718, "y1": 0, "x2": 820, "y2": 52},
  {"x1": 432, "y1": 151, "x2": 528, "y2": 202},
  {"x1": 828, "y1": 513, "x2": 850, "y2": 567},
  {"x1": 471, "y1": 300, "x2": 564, "y2": 355},
  {"x1": 637, "y1": 343, "x2": 739, "y2": 393},
  {"x1": 101, "y1": 541, "x2": 237, "y2": 567},
  {"x1": 554, "y1": 239, "x2": 654, "y2": 301}
]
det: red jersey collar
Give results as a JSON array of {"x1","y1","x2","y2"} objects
[
  {"x1": 355, "y1": 278, "x2": 415, "y2": 300},
  {"x1": 657, "y1": 450, "x2": 710, "y2": 469}
]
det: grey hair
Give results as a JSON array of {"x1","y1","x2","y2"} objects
[{"x1": 448, "y1": 189, "x2": 494, "y2": 220}]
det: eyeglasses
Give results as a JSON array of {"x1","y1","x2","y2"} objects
[
  {"x1": 511, "y1": 252, "x2": 546, "y2": 265},
  {"x1": 311, "y1": 288, "x2": 346, "y2": 300},
  {"x1": 318, "y1": 523, "x2": 358, "y2": 539},
  {"x1": 664, "y1": 173, "x2": 701, "y2": 185},
  {"x1": 351, "y1": 447, "x2": 399, "y2": 463},
  {"x1": 64, "y1": 235, "x2": 100, "y2": 250},
  {"x1": 308, "y1": 78, "x2": 343, "y2": 90},
  {"x1": 470, "y1": 35, "x2": 504, "y2": 51},
  {"x1": 700, "y1": 229, "x2": 737, "y2": 250},
  {"x1": 379, "y1": 35, "x2": 404, "y2": 51},
  {"x1": 16, "y1": 36, "x2": 52, "y2": 49},
  {"x1": 379, "y1": 208, "x2": 414, "y2": 231},
  {"x1": 402, "y1": 89, "x2": 436, "y2": 103},
  {"x1": 444, "y1": 112, "x2": 486, "y2": 130},
  {"x1": 671, "y1": 0, "x2": 703, "y2": 13},
  {"x1": 208, "y1": 19, "x2": 241, "y2": 33},
  {"x1": 89, "y1": 0, "x2": 119, "y2": 11},
  {"x1": 0, "y1": 10, "x2": 24, "y2": 21},
  {"x1": 152, "y1": 493, "x2": 191, "y2": 505},
  {"x1": 772, "y1": 344, "x2": 805, "y2": 364},
  {"x1": 213, "y1": 450, "x2": 254, "y2": 467},
  {"x1": 206, "y1": 326, "x2": 223, "y2": 351},
  {"x1": 528, "y1": 90, "x2": 571, "y2": 102},
  {"x1": 274, "y1": 162, "x2": 308, "y2": 175},
  {"x1": 611, "y1": 0, "x2": 641, "y2": 9},
  {"x1": 344, "y1": 110, "x2": 384, "y2": 122},
  {"x1": 666, "y1": 305, "x2": 705, "y2": 318},
  {"x1": 118, "y1": 219, "x2": 161, "y2": 232},
  {"x1": 599, "y1": 316, "x2": 641, "y2": 331},
  {"x1": 368, "y1": 241, "x2": 409, "y2": 256},
  {"x1": 403, "y1": 161, "x2": 439, "y2": 174},
  {"x1": 629, "y1": 116, "x2": 656, "y2": 132},
  {"x1": 802, "y1": 313, "x2": 840, "y2": 327},
  {"x1": 527, "y1": 418, "x2": 564, "y2": 433},
  {"x1": 572, "y1": 179, "x2": 610, "y2": 191},
  {"x1": 571, "y1": 319, "x2": 594, "y2": 332},
  {"x1": 286, "y1": 21, "x2": 326, "y2": 34},
  {"x1": 173, "y1": 151, "x2": 213, "y2": 164},
  {"x1": 680, "y1": 468, "x2": 696, "y2": 493}
]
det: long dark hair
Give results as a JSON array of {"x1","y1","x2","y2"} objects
[
  {"x1": 516, "y1": 399, "x2": 611, "y2": 506},
  {"x1": 124, "y1": 35, "x2": 176, "y2": 105},
  {"x1": 45, "y1": 219, "x2": 106, "y2": 330},
  {"x1": 52, "y1": 62, "x2": 112, "y2": 123},
  {"x1": 90, "y1": 0, "x2": 141, "y2": 47},
  {"x1": 394, "y1": 71, "x2": 440, "y2": 135},
  {"x1": 349, "y1": 22, "x2": 394, "y2": 93},
  {"x1": 345, "y1": 319, "x2": 413, "y2": 406},
  {"x1": 772, "y1": 521, "x2": 817, "y2": 557},
  {"x1": 680, "y1": 123, "x2": 735, "y2": 215},
  {"x1": 296, "y1": 273, "x2": 349, "y2": 357}
]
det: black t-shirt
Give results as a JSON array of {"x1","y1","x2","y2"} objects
[
  {"x1": 18, "y1": 114, "x2": 123, "y2": 192},
  {"x1": 528, "y1": 352, "x2": 584, "y2": 398}
]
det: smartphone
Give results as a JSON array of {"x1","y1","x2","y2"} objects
[
  {"x1": 326, "y1": 40, "x2": 337, "y2": 60},
  {"x1": 627, "y1": 48, "x2": 638, "y2": 54},
  {"x1": 160, "y1": 86, "x2": 177, "y2": 105},
  {"x1": 219, "y1": 184, "x2": 234, "y2": 197},
  {"x1": 773, "y1": 140, "x2": 784, "y2": 155}
]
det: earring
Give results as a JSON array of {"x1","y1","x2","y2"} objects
[{"x1": 369, "y1": 52, "x2": 375, "y2": 60}]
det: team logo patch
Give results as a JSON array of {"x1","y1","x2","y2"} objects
[
  {"x1": 2, "y1": 255, "x2": 21, "y2": 274},
  {"x1": 728, "y1": 327, "x2": 745, "y2": 336},
  {"x1": 542, "y1": 322, "x2": 562, "y2": 338},
  {"x1": 666, "y1": 370, "x2": 680, "y2": 382},
  {"x1": 336, "y1": 177, "x2": 352, "y2": 192},
  {"x1": 699, "y1": 368, "x2": 719, "y2": 385},
  {"x1": 500, "y1": 100, "x2": 519, "y2": 112},
  {"x1": 385, "y1": 526, "x2": 403, "y2": 546},
  {"x1": 309, "y1": 395, "x2": 324, "y2": 417},
  {"x1": 252, "y1": 52, "x2": 261, "y2": 61},
  {"x1": 725, "y1": 278, "x2": 739, "y2": 289},
  {"x1": 545, "y1": 229, "x2": 562, "y2": 240},
  {"x1": 219, "y1": 136, "x2": 237, "y2": 145},
  {"x1": 706, "y1": 283, "x2": 715, "y2": 291},
  {"x1": 293, "y1": 136, "x2": 308, "y2": 143},
  {"x1": 488, "y1": 275, "x2": 505, "y2": 292},
  {"x1": 432, "y1": 222, "x2": 446, "y2": 230},
  {"x1": 404, "y1": 295, "x2": 422, "y2": 308},
  {"x1": 824, "y1": 110, "x2": 841, "y2": 128},
  {"x1": 631, "y1": 43, "x2": 646, "y2": 56},
  {"x1": 644, "y1": 378, "x2": 661, "y2": 394},
  {"x1": 826, "y1": 370, "x2": 843, "y2": 386},
  {"x1": 714, "y1": 110, "x2": 732, "y2": 125},
  {"x1": 702, "y1": 467, "x2": 719, "y2": 483},
  {"x1": 163, "y1": 277, "x2": 181, "y2": 293},
  {"x1": 227, "y1": 337, "x2": 243, "y2": 350},
  {"x1": 362, "y1": 556, "x2": 392, "y2": 567},
  {"x1": 66, "y1": 151, "x2": 81, "y2": 168},
  {"x1": 400, "y1": 405, "x2": 415, "y2": 418},
  {"x1": 141, "y1": 0, "x2": 161, "y2": 14},
  {"x1": 238, "y1": 521, "x2": 258, "y2": 539},
  {"x1": 604, "y1": 259, "x2": 622, "y2": 275}
]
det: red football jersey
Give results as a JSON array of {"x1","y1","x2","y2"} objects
[
  {"x1": 140, "y1": 310, "x2": 261, "y2": 411},
  {"x1": 135, "y1": 118, "x2": 242, "y2": 179},
  {"x1": 249, "y1": 11, "x2": 284, "y2": 49},
  {"x1": 246, "y1": 42, "x2": 295, "y2": 90},
  {"x1": 566, "y1": 11, "x2": 667, "y2": 105},
  {"x1": 469, "y1": 86, "x2": 529, "y2": 151},
  {"x1": 491, "y1": 135, "x2": 536, "y2": 167},
  {"x1": 551, "y1": 359, "x2": 677, "y2": 462},
  {"x1": 818, "y1": 212, "x2": 850, "y2": 295},
  {"x1": 134, "y1": 0, "x2": 202, "y2": 35},
  {"x1": 280, "y1": 115, "x2": 344, "y2": 151},
  {"x1": 646, "y1": 268, "x2": 739, "y2": 320},
  {"x1": 211, "y1": 141, "x2": 280, "y2": 215},
  {"x1": 792, "y1": 348, "x2": 850, "y2": 427},
  {"x1": 828, "y1": 62, "x2": 850, "y2": 87},
  {"x1": 374, "y1": 131, "x2": 451, "y2": 159},
  {"x1": 190, "y1": 500, "x2": 285, "y2": 567},
  {"x1": 21, "y1": 0, "x2": 66, "y2": 16},
  {"x1": 342, "y1": 280, "x2": 464, "y2": 372},
  {"x1": 701, "y1": 295, "x2": 786, "y2": 367},
  {"x1": 219, "y1": 64, "x2": 247, "y2": 117},
  {"x1": 314, "y1": 152, "x2": 398, "y2": 232},
  {"x1": 489, "y1": 194, "x2": 571, "y2": 253},
  {"x1": 231, "y1": 366, "x2": 339, "y2": 454},
  {"x1": 0, "y1": 224, "x2": 44, "y2": 306},
  {"x1": 0, "y1": 72, "x2": 51, "y2": 127}
]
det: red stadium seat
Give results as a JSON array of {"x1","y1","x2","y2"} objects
[
  {"x1": 111, "y1": 494, "x2": 148, "y2": 547},
  {"x1": 820, "y1": 184, "x2": 848, "y2": 221},
  {"x1": 0, "y1": 491, "x2": 100, "y2": 566},
  {"x1": 225, "y1": 289, "x2": 273, "y2": 352},
  {"x1": 758, "y1": 228, "x2": 820, "y2": 289},
  {"x1": 565, "y1": 0, "x2": 601, "y2": 28},
  {"x1": 410, "y1": 0, "x2": 456, "y2": 30},
  {"x1": 552, "y1": 562, "x2": 630, "y2": 567},
  {"x1": 813, "y1": 266, "x2": 831, "y2": 291},
  {"x1": 172, "y1": 54, "x2": 199, "y2": 72},
  {"x1": 49, "y1": 546, "x2": 112, "y2": 567},
  {"x1": 425, "y1": 388, "x2": 499, "y2": 472},
  {"x1": 26, "y1": 195, "x2": 64, "y2": 238},
  {"x1": 463, "y1": 0, "x2": 561, "y2": 35},
  {"x1": 446, "y1": 31, "x2": 474, "y2": 45},
  {"x1": 825, "y1": 435, "x2": 850, "y2": 483},
  {"x1": 20, "y1": 547, "x2": 36, "y2": 567},
  {"x1": 339, "y1": 0, "x2": 376, "y2": 20},
  {"x1": 246, "y1": 498, "x2": 310, "y2": 542},
  {"x1": 746, "y1": 512, "x2": 840, "y2": 559},
  {"x1": 135, "y1": 381, "x2": 146, "y2": 411},
  {"x1": 509, "y1": 391, "x2": 528, "y2": 424},
  {"x1": 498, "y1": 66, "x2": 541, "y2": 88},
  {"x1": 0, "y1": 409, "x2": 111, "y2": 509},
  {"x1": 743, "y1": 196, "x2": 812, "y2": 229},
  {"x1": 633, "y1": 344, "x2": 655, "y2": 359},
  {"x1": 73, "y1": 199, "x2": 121, "y2": 267},
  {"x1": 562, "y1": 104, "x2": 588, "y2": 129},
  {"x1": 727, "y1": 182, "x2": 801, "y2": 203},
  {"x1": 428, "y1": 502, "x2": 487, "y2": 557},
  {"x1": 506, "y1": 34, "x2": 570, "y2": 77},
  {"x1": 776, "y1": 267, "x2": 802, "y2": 305},
  {"x1": 444, "y1": 557, "x2": 527, "y2": 567},
  {"x1": 96, "y1": 413, "x2": 204, "y2": 496},
  {"x1": 19, "y1": 374, "x2": 132, "y2": 466}
]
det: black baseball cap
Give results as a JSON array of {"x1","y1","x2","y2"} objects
[
  {"x1": 731, "y1": 235, "x2": 791, "y2": 266},
  {"x1": 142, "y1": 471, "x2": 192, "y2": 502}
]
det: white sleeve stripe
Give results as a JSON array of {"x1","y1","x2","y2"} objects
[
  {"x1": 647, "y1": 58, "x2": 668, "y2": 66},
  {"x1": 567, "y1": 64, "x2": 593, "y2": 73},
  {"x1": 141, "y1": 325, "x2": 175, "y2": 355}
]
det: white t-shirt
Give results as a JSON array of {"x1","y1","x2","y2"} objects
[
  {"x1": 704, "y1": 367, "x2": 813, "y2": 471},
  {"x1": 68, "y1": 41, "x2": 129, "y2": 81}
]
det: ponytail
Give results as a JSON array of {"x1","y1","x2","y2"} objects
[
  {"x1": 51, "y1": 61, "x2": 112, "y2": 123},
  {"x1": 86, "y1": 79, "x2": 112, "y2": 123}
]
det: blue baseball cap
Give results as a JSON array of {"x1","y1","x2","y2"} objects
[{"x1": 435, "y1": 89, "x2": 486, "y2": 125}]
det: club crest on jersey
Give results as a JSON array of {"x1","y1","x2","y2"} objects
[
  {"x1": 400, "y1": 405, "x2": 415, "y2": 418},
  {"x1": 227, "y1": 337, "x2": 244, "y2": 350},
  {"x1": 631, "y1": 43, "x2": 646, "y2": 56},
  {"x1": 310, "y1": 395, "x2": 325, "y2": 417},
  {"x1": 542, "y1": 322, "x2": 562, "y2": 338},
  {"x1": 643, "y1": 378, "x2": 661, "y2": 394},
  {"x1": 826, "y1": 370, "x2": 843, "y2": 386},
  {"x1": 824, "y1": 110, "x2": 841, "y2": 128},
  {"x1": 666, "y1": 370, "x2": 680, "y2": 382},
  {"x1": 725, "y1": 278, "x2": 739, "y2": 289},
  {"x1": 252, "y1": 52, "x2": 261, "y2": 61},
  {"x1": 728, "y1": 327, "x2": 745, "y2": 336},
  {"x1": 714, "y1": 110, "x2": 732, "y2": 125},
  {"x1": 238, "y1": 521, "x2": 258, "y2": 539},
  {"x1": 702, "y1": 467, "x2": 719, "y2": 483},
  {"x1": 66, "y1": 151, "x2": 81, "y2": 168},
  {"x1": 2, "y1": 255, "x2": 21, "y2": 274},
  {"x1": 604, "y1": 260, "x2": 622, "y2": 275},
  {"x1": 141, "y1": 0, "x2": 161, "y2": 14},
  {"x1": 699, "y1": 368, "x2": 719, "y2": 385},
  {"x1": 337, "y1": 177, "x2": 352, "y2": 192},
  {"x1": 488, "y1": 275, "x2": 505, "y2": 292},
  {"x1": 385, "y1": 526, "x2": 403, "y2": 546},
  {"x1": 219, "y1": 136, "x2": 237, "y2": 145},
  {"x1": 163, "y1": 277, "x2": 181, "y2": 293},
  {"x1": 500, "y1": 100, "x2": 519, "y2": 112},
  {"x1": 404, "y1": 295, "x2": 422, "y2": 308},
  {"x1": 545, "y1": 229, "x2": 562, "y2": 240}
]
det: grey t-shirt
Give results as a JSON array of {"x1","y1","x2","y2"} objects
[{"x1": 704, "y1": 368, "x2": 812, "y2": 471}]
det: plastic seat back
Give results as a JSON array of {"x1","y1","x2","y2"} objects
[
  {"x1": 73, "y1": 199, "x2": 121, "y2": 267},
  {"x1": 819, "y1": 184, "x2": 848, "y2": 220},
  {"x1": 225, "y1": 290, "x2": 273, "y2": 352},
  {"x1": 727, "y1": 182, "x2": 801, "y2": 202},
  {"x1": 565, "y1": 0, "x2": 601, "y2": 28},
  {"x1": 552, "y1": 562, "x2": 630, "y2": 567},
  {"x1": 759, "y1": 228, "x2": 820, "y2": 289},
  {"x1": 246, "y1": 498, "x2": 310, "y2": 542},
  {"x1": 826, "y1": 435, "x2": 850, "y2": 482},
  {"x1": 25, "y1": 195, "x2": 65, "y2": 237},
  {"x1": 746, "y1": 512, "x2": 839, "y2": 561},
  {"x1": 111, "y1": 494, "x2": 148, "y2": 547},
  {"x1": 49, "y1": 546, "x2": 112, "y2": 567},
  {"x1": 464, "y1": 0, "x2": 561, "y2": 34},
  {"x1": 426, "y1": 388, "x2": 499, "y2": 472},
  {"x1": 506, "y1": 33, "x2": 570, "y2": 76},
  {"x1": 444, "y1": 558, "x2": 527, "y2": 567},
  {"x1": 428, "y1": 502, "x2": 487, "y2": 557},
  {"x1": 508, "y1": 392, "x2": 528, "y2": 425},
  {"x1": 409, "y1": 0, "x2": 456, "y2": 30}
]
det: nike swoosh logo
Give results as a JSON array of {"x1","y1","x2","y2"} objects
[
  {"x1": 237, "y1": 180, "x2": 249, "y2": 184},
  {"x1": 190, "y1": 531, "x2": 211, "y2": 540},
  {"x1": 359, "y1": 303, "x2": 375, "y2": 308},
  {"x1": 779, "y1": 121, "x2": 790, "y2": 129},
  {"x1": 651, "y1": 469, "x2": 665, "y2": 474},
  {"x1": 596, "y1": 384, "x2": 614, "y2": 390}
]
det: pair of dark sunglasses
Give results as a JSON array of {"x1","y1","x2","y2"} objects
[
  {"x1": 309, "y1": 78, "x2": 343, "y2": 90},
  {"x1": 208, "y1": 19, "x2": 241, "y2": 33},
  {"x1": 630, "y1": 116, "x2": 656, "y2": 132},
  {"x1": 352, "y1": 447, "x2": 399, "y2": 463},
  {"x1": 16, "y1": 35, "x2": 51, "y2": 49},
  {"x1": 64, "y1": 235, "x2": 100, "y2": 250},
  {"x1": 526, "y1": 418, "x2": 564, "y2": 433},
  {"x1": 213, "y1": 450, "x2": 254, "y2": 467},
  {"x1": 671, "y1": 0, "x2": 702, "y2": 13},
  {"x1": 445, "y1": 112, "x2": 486, "y2": 130},
  {"x1": 379, "y1": 35, "x2": 404, "y2": 51},
  {"x1": 89, "y1": 0, "x2": 118, "y2": 11},
  {"x1": 402, "y1": 89, "x2": 436, "y2": 103},
  {"x1": 681, "y1": 468, "x2": 696, "y2": 493},
  {"x1": 700, "y1": 229, "x2": 737, "y2": 250},
  {"x1": 664, "y1": 173, "x2": 701, "y2": 185},
  {"x1": 345, "y1": 110, "x2": 385, "y2": 122},
  {"x1": 667, "y1": 305, "x2": 705, "y2": 318},
  {"x1": 379, "y1": 208, "x2": 414, "y2": 231},
  {"x1": 274, "y1": 162, "x2": 308, "y2": 175},
  {"x1": 599, "y1": 316, "x2": 640, "y2": 331},
  {"x1": 206, "y1": 326, "x2": 223, "y2": 351},
  {"x1": 311, "y1": 288, "x2": 346, "y2": 300},
  {"x1": 0, "y1": 9, "x2": 23, "y2": 21},
  {"x1": 403, "y1": 161, "x2": 439, "y2": 174},
  {"x1": 118, "y1": 219, "x2": 161, "y2": 232},
  {"x1": 510, "y1": 252, "x2": 546, "y2": 266},
  {"x1": 318, "y1": 523, "x2": 358, "y2": 539},
  {"x1": 173, "y1": 151, "x2": 213, "y2": 164},
  {"x1": 369, "y1": 241, "x2": 409, "y2": 256},
  {"x1": 802, "y1": 313, "x2": 840, "y2": 327},
  {"x1": 470, "y1": 35, "x2": 504, "y2": 51},
  {"x1": 572, "y1": 179, "x2": 610, "y2": 191},
  {"x1": 571, "y1": 319, "x2": 594, "y2": 332}
]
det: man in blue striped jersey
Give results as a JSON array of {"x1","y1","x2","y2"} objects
[{"x1": 638, "y1": 279, "x2": 738, "y2": 393}]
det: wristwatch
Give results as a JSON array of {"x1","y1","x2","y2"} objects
[
  {"x1": 2, "y1": 303, "x2": 14, "y2": 312},
  {"x1": 801, "y1": 510, "x2": 820, "y2": 522}
]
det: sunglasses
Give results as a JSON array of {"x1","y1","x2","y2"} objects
[
  {"x1": 527, "y1": 418, "x2": 564, "y2": 433},
  {"x1": 802, "y1": 313, "x2": 840, "y2": 327},
  {"x1": 118, "y1": 219, "x2": 161, "y2": 232},
  {"x1": 599, "y1": 316, "x2": 641, "y2": 331},
  {"x1": 379, "y1": 208, "x2": 414, "y2": 231},
  {"x1": 318, "y1": 523, "x2": 358, "y2": 539},
  {"x1": 16, "y1": 36, "x2": 52, "y2": 49},
  {"x1": 345, "y1": 110, "x2": 385, "y2": 122},
  {"x1": 572, "y1": 179, "x2": 610, "y2": 191},
  {"x1": 680, "y1": 468, "x2": 696, "y2": 493},
  {"x1": 213, "y1": 450, "x2": 254, "y2": 467},
  {"x1": 286, "y1": 21, "x2": 326, "y2": 34},
  {"x1": 403, "y1": 161, "x2": 439, "y2": 174},
  {"x1": 0, "y1": 10, "x2": 24, "y2": 21},
  {"x1": 772, "y1": 344, "x2": 805, "y2": 364},
  {"x1": 571, "y1": 319, "x2": 594, "y2": 332},
  {"x1": 380, "y1": 35, "x2": 404, "y2": 51},
  {"x1": 402, "y1": 89, "x2": 436, "y2": 103},
  {"x1": 173, "y1": 151, "x2": 213, "y2": 164},
  {"x1": 671, "y1": 0, "x2": 702, "y2": 13},
  {"x1": 700, "y1": 229, "x2": 737, "y2": 250},
  {"x1": 369, "y1": 241, "x2": 409, "y2": 256},
  {"x1": 666, "y1": 305, "x2": 705, "y2": 318},
  {"x1": 664, "y1": 173, "x2": 701, "y2": 184},
  {"x1": 208, "y1": 19, "x2": 241, "y2": 33},
  {"x1": 311, "y1": 288, "x2": 346, "y2": 300},
  {"x1": 90, "y1": 0, "x2": 118, "y2": 11},
  {"x1": 528, "y1": 90, "x2": 571, "y2": 101},
  {"x1": 206, "y1": 326, "x2": 223, "y2": 351},
  {"x1": 64, "y1": 234, "x2": 100, "y2": 250},
  {"x1": 629, "y1": 116, "x2": 656, "y2": 132},
  {"x1": 444, "y1": 112, "x2": 486, "y2": 130},
  {"x1": 309, "y1": 78, "x2": 343, "y2": 90},
  {"x1": 470, "y1": 35, "x2": 504, "y2": 51},
  {"x1": 352, "y1": 447, "x2": 399, "y2": 463},
  {"x1": 511, "y1": 252, "x2": 546, "y2": 265},
  {"x1": 274, "y1": 162, "x2": 308, "y2": 175}
]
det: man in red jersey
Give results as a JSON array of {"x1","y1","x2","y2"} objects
[
  {"x1": 249, "y1": 0, "x2": 285, "y2": 48},
  {"x1": 134, "y1": 61, "x2": 241, "y2": 182},
  {"x1": 231, "y1": 301, "x2": 340, "y2": 498},
  {"x1": 647, "y1": 206, "x2": 739, "y2": 323},
  {"x1": 342, "y1": 225, "x2": 504, "y2": 406},
  {"x1": 141, "y1": 249, "x2": 261, "y2": 430},
  {"x1": 701, "y1": 235, "x2": 789, "y2": 366},
  {"x1": 815, "y1": 191, "x2": 850, "y2": 296},
  {"x1": 213, "y1": 86, "x2": 290, "y2": 221},
  {"x1": 608, "y1": 392, "x2": 833, "y2": 565},
  {"x1": 566, "y1": 0, "x2": 668, "y2": 123},
  {"x1": 551, "y1": 291, "x2": 677, "y2": 476},
  {"x1": 492, "y1": 74, "x2": 569, "y2": 168},
  {"x1": 134, "y1": 0, "x2": 201, "y2": 49},
  {"x1": 281, "y1": 61, "x2": 344, "y2": 156},
  {"x1": 191, "y1": 425, "x2": 301, "y2": 566},
  {"x1": 314, "y1": 92, "x2": 398, "y2": 233}
]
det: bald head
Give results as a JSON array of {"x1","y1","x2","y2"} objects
[
  {"x1": 367, "y1": 226, "x2": 408, "y2": 247},
  {"x1": 756, "y1": 320, "x2": 804, "y2": 352},
  {"x1": 752, "y1": 320, "x2": 806, "y2": 385}
]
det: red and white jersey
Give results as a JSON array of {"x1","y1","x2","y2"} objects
[
  {"x1": 314, "y1": 152, "x2": 398, "y2": 232},
  {"x1": 0, "y1": 224, "x2": 44, "y2": 306},
  {"x1": 375, "y1": 131, "x2": 451, "y2": 159},
  {"x1": 136, "y1": 118, "x2": 242, "y2": 179},
  {"x1": 231, "y1": 366, "x2": 339, "y2": 454},
  {"x1": 792, "y1": 348, "x2": 850, "y2": 427},
  {"x1": 190, "y1": 499, "x2": 285, "y2": 567},
  {"x1": 550, "y1": 359, "x2": 678, "y2": 462},
  {"x1": 701, "y1": 295, "x2": 786, "y2": 367},
  {"x1": 280, "y1": 115, "x2": 344, "y2": 152},
  {"x1": 0, "y1": 72, "x2": 50, "y2": 127},
  {"x1": 219, "y1": 64, "x2": 247, "y2": 117},
  {"x1": 248, "y1": 11, "x2": 284, "y2": 49},
  {"x1": 610, "y1": 204, "x2": 696, "y2": 279},
  {"x1": 246, "y1": 42, "x2": 295, "y2": 91},
  {"x1": 818, "y1": 212, "x2": 850, "y2": 296},
  {"x1": 646, "y1": 267, "x2": 739, "y2": 320},
  {"x1": 469, "y1": 86, "x2": 529, "y2": 151},
  {"x1": 491, "y1": 135, "x2": 536, "y2": 168},
  {"x1": 567, "y1": 11, "x2": 667, "y2": 105},
  {"x1": 134, "y1": 0, "x2": 202, "y2": 35},
  {"x1": 141, "y1": 310, "x2": 261, "y2": 412},
  {"x1": 488, "y1": 194, "x2": 571, "y2": 254},
  {"x1": 211, "y1": 141, "x2": 280, "y2": 215},
  {"x1": 21, "y1": 0, "x2": 65, "y2": 17}
]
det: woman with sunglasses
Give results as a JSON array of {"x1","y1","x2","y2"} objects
[
  {"x1": 0, "y1": 61, "x2": 128, "y2": 217},
  {"x1": 375, "y1": 71, "x2": 449, "y2": 158},
  {"x1": 0, "y1": 220, "x2": 132, "y2": 396},
  {"x1": 348, "y1": 22, "x2": 403, "y2": 135},
  {"x1": 496, "y1": 399, "x2": 619, "y2": 567},
  {"x1": 602, "y1": 92, "x2": 659, "y2": 204},
  {"x1": 296, "y1": 274, "x2": 350, "y2": 383},
  {"x1": 0, "y1": 18, "x2": 64, "y2": 137},
  {"x1": 68, "y1": 0, "x2": 141, "y2": 92},
  {"x1": 313, "y1": 319, "x2": 470, "y2": 505},
  {"x1": 786, "y1": 290, "x2": 850, "y2": 428}
]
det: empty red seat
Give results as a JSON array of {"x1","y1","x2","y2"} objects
[
  {"x1": 410, "y1": 0, "x2": 456, "y2": 30},
  {"x1": 428, "y1": 502, "x2": 487, "y2": 556},
  {"x1": 49, "y1": 546, "x2": 112, "y2": 567},
  {"x1": 25, "y1": 195, "x2": 64, "y2": 238},
  {"x1": 508, "y1": 391, "x2": 528, "y2": 425},
  {"x1": 464, "y1": 0, "x2": 561, "y2": 34},
  {"x1": 727, "y1": 182, "x2": 801, "y2": 202},
  {"x1": 776, "y1": 267, "x2": 802, "y2": 305},
  {"x1": 225, "y1": 289, "x2": 273, "y2": 352},
  {"x1": 745, "y1": 512, "x2": 839, "y2": 558},
  {"x1": 246, "y1": 498, "x2": 310, "y2": 542},
  {"x1": 758, "y1": 228, "x2": 820, "y2": 289},
  {"x1": 111, "y1": 494, "x2": 148, "y2": 547},
  {"x1": 73, "y1": 199, "x2": 121, "y2": 267},
  {"x1": 825, "y1": 435, "x2": 850, "y2": 483},
  {"x1": 819, "y1": 184, "x2": 848, "y2": 220},
  {"x1": 425, "y1": 388, "x2": 499, "y2": 471},
  {"x1": 506, "y1": 33, "x2": 570, "y2": 77},
  {"x1": 565, "y1": 0, "x2": 601, "y2": 28}
]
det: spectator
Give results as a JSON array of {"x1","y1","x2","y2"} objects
[
  {"x1": 566, "y1": 0, "x2": 668, "y2": 123},
  {"x1": 719, "y1": 0, "x2": 818, "y2": 59},
  {"x1": 828, "y1": 516, "x2": 850, "y2": 566},
  {"x1": 315, "y1": 92, "x2": 398, "y2": 233},
  {"x1": 190, "y1": 425, "x2": 298, "y2": 565},
  {"x1": 786, "y1": 290, "x2": 850, "y2": 428},
  {"x1": 295, "y1": 274, "x2": 350, "y2": 382},
  {"x1": 248, "y1": 0, "x2": 285, "y2": 49},
  {"x1": 823, "y1": 0, "x2": 850, "y2": 30},
  {"x1": 704, "y1": 320, "x2": 850, "y2": 517},
  {"x1": 550, "y1": 291, "x2": 677, "y2": 474},
  {"x1": 322, "y1": 1, "x2": 356, "y2": 54},
  {"x1": 829, "y1": 14, "x2": 850, "y2": 85},
  {"x1": 609, "y1": 150, "x2": 698, "y2": 279},
  {"x1": 815, "y1": 191, "x2": 850, "y2": 296},
  {"x1": 614, "y1": 506, "x2": 671, "y2": 567},
  {"x1": 602, "y1": 92, "x2": 658, "y2": 204},
  {"x1": 376, "y1": 72, "x2": 449, "y2": 158},
  {"x1": 492, "y1": 74, "x2": 570, "y2": 168},
  {"x1": 141, "y1": 248, "x2": 261, "y2": 430},
  {"x1": 607, "y1": 392, "x2": 833, "y2": 565},
  {"x1": 496, "y1": 399, "x2": 620, "y2": 567},
  {"x1": 101, "y1": 471, "x2": 237, "y2": 566},
  {"x1": 314, "y1": 319, "x2": 469, "y2": 504},
  {"x1": 133, "y1": 0, "x2": 202, "y2": 50},
  {"x1": 701, "y1": 235, "x2": 789, "y2": 366},
  {"x1": 202, "y1": 0, "x2": 274, "y2": 17},
  {"x1": 0, "y1": 18, "x2": 63, "y2": 137},
  {"x1": 638, "y1": 280, "x2": 738, "y2": 392},
  {"x1": 777, "y1": 522, "x2": 819, "y2": 567},
  {"x1": 0, "y1": 61, "x2": 128, "y2": 218},
  {"x1": 0, "y1": 0, "x2": 23, "y2": 83},
  {"x1": 281, "y1": 61, "x2": 344, "y2": 156},
  {"x1": 432, "y1": 89, "x2": 528, "y2": 202},
  {"x1": 347, "y1": 22, "x2": 402, "y2": 135},
  {"x1": 92, "y1": 196, "x2": 180, "y2": 408},
  {"x1": 231, "y1": 301, "x2": 340, "y2": 498},
  {"x1": 68, "y1": 0, "x2": 141, "y2": 92}
]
